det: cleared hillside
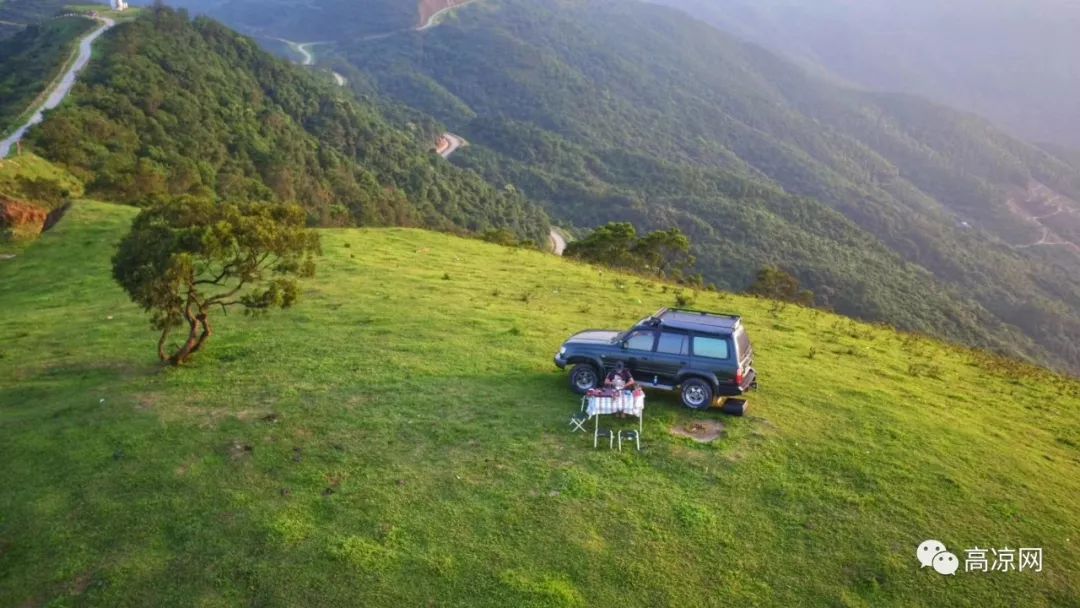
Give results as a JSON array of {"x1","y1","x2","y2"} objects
[
  {"x1": 1, "y1": 201, "x2": 1077, "y2": 606},
  {"x1": 342, "y1": 0, "x2": 1080, "y2": 375}
]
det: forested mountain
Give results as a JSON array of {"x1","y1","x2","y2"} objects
[
  {"x1": 0, "y1": 16, "x2": 95, "y2": 134},
  {"x1": 650, "y1": 0, "x2": 1080, "y2": 149},
  {"x1": 327, "y1": 0, "x2": 1080, "y2": 373},
  {"x1": 0, "y1": 0, "x2": 75, "y2": 38},
  {"x1": 26, "y1": 7, "x2": 549, "y2": 243},
  {"x1": 130, "y1": 0, "x2": 418, "y2": 40}
]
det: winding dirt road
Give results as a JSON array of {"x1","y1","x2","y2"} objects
[
  {"x1": 1006, "y1": 181, "x2": 1080, "y2": 253},
  {"x1": 275, "y1": 39, "x2": 322, "y2": 66},
  {"x1": 296, "y1": 43, "x2": 316, "y2": 65},
  {"x1": 549, "y1": 228, "x2": 566, "y2": 256},
  {"x1": 435, "y1": 132, "x2": 466, "y2": 158},
  {"x1": 0, "y1": 16, "x2": 114, "y2": 159},
  {"x1": 280, "y1": 1, "x2": 560, "y2": 254},
  {"x1": 417, "y1": 0, "x2": 478, "y2": 31}
]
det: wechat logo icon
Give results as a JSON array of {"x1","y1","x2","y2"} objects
[{"x1": 917, "y1": 539, "x2": 958, "y2": 575}]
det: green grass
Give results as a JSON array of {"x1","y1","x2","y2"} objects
[
  {"x1": 0, "y1": 152, "x2": 84, "y2": 203},
  {"x1": 0, "y1": 153, "x2": 84, "y2": 250},
  {"x1": 1, "y1": 201, "x2": 1078, "y2": 607}
]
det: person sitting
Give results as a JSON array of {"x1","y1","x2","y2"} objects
[{"x1": 604, "y1": 362, "x2": 636, "y2": 390}]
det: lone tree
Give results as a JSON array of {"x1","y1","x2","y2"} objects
[
  {"x1": 565, "y1": 222, "x2": 695, "y2": 278},
  {"x1": 113, "y1": 197, "x2": 321, "y2": 365},
  {"x1": 747, "y1": 266, "x2": 814, "y2": 307}
]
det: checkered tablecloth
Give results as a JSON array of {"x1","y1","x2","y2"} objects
[{"x1": 586, "y1": 389, "x2": 644, "y2": 417}]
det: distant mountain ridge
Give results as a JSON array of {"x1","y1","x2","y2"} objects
[
  {"x1": 650, "y1": 0, "x2": 1080, "y2": 149},
  {"x1": 336, "y1": 0, "x2": 1080, "y2": 373},
  {"x1": 130, "y1": 0, "x2": 417, "y2": 40}
]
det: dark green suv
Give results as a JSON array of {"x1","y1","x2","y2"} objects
[{"x1": 554, "y1": 308, "x2": 757, "y2": 409}]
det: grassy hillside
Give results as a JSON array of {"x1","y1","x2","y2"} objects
[
  {"x1": 341, "y1": 0, "x2": 1080, "y2": 374},
  {"x1": 0, "y1": 153, "x2": 85, "y2": 208},
  {"x1": 1, "y1": 201, "x2": 1077, "y2": 606}
]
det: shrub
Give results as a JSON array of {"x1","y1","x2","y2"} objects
[{"x1": 747, "y1": 266, "x2": 814, "y2": 307}]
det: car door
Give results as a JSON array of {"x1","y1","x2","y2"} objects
[
  {"x1": 650, "y1": 331, "x2": 690, "y2": 386},
  {"x1": 607, "y1": 328, "x2": 656, "y2": 380},
  {"x1": 690, "y1": 334, "x2": 736, "y2": 386}
]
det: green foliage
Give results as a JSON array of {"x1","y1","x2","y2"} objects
[
  {"x1": 342, "y1": 0, "x2": 1080, "y2": 374},
  {"x1": 27, "y1": 7, "x2": 549, "y2": 243},
  {"x1": 747, "y1": 266, "x2": 814, "y2": 307},
  {"x1": 565, "y1": 222, "x2": 695, "y2": 279},
  {"x1": 112, "y1": 196, "x2": 320, "y2": 364},
  {"x1": 154, "y1": 0, "x2": 418, "y2": 41},
  {"x1": 479, "y1": 228, "x2": 526, "y2": 247},
  {"x1": 0, "y1": 0, "x2": 76, "y2": 38},
  {"x1": 673, "y1": 288, "x2": 695, "y2": 308}
]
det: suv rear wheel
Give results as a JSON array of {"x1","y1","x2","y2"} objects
[
  {"x1": 569, "y1": 363, "x2": 600, "y2": 394},
  {"x1": 680, "y1": 378, "x2": 713, "y2": 410}
]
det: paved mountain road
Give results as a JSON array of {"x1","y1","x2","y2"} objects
[{"x1": 0, "y1": 16, "x2": 115, "y2": 159}]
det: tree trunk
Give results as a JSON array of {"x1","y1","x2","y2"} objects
[
  {"x1": 167, "y1": 314, "x2": 212, "y2": 365},
  {"x1": 157, "y1": 325, "x2": 172, "y2": 362}
]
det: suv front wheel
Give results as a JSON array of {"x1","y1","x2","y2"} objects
[
  {"x1": 569, "y1": 363, "x2": 600, "y2": 394},
  {"x1": 680, "y1": 378, "x2": 714, "y2": 410}
]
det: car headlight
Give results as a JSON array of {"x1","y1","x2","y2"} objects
[{"x1": 558, "y1": 346, "x2": 566, "y2": 356}]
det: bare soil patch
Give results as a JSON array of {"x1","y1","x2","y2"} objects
[{"x1": 670, "y1": 420, "x2": 725, "y2": 443}]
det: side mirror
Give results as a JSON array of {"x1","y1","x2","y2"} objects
[{"x1": 620, "y1": 341, "x2": 629, "y2": 349}]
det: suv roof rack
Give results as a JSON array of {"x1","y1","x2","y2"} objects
[
  {"x1": 646, "y1": 307, "x2": 743, "y2": 334},
  {"x1": 656, "y1": 307, "x2": 741, "y2": 320}
]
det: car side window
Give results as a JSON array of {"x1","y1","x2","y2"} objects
[
  {"x1": 624, "y1": 330, "x2": 656, "y2": 351},
  {"x1": 656, "y1": 332, "x2": 688, "y2": 355},
  {"x1": 692, "y1": 336, "x2": 731, "y2": 359}
]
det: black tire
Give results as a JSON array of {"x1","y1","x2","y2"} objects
[
  {"x1": 569, "y1": 363, "x2": 600, "y2": 394},
  {"x1": 680, "y1": 378, "x2": 714, "y2": 410}
]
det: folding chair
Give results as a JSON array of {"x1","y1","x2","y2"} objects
[
  {"x1": 592, "y1": 393, "x2": 618, "y2": 449},
  {"x1": 618, "y1": 392, "x2": 644, "y2": 451},
  {"x1": 594, "y1": 427, "x2": 615, "y2": 449},
  {"x1": 618, "y1": 430, "x2": 640, "y2": 451},
  {"x1": 569, "y1": 412, "x2": 590, "y2": 432}
]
